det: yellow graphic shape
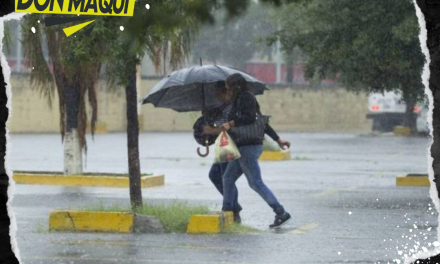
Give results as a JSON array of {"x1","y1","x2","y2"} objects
[
  {"x1": 63, "y1": 20, "x2": 95, "y2": 37},
  {"x1": 15, "y1": 0, "x2": 135, "y2": 17}
]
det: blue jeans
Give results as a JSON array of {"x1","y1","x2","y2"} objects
[
  {"x1": 222, "y1": 145, "x2": 285, "y2": 215},
  {"x1": 209, "y1": 163, "x2": 242, "y2": 213}
]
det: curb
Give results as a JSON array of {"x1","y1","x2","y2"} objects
[
  {"x1": 259, "y1": 151, "x2": 291, "y2": 161},
  {"x1": 187, "y1": 211, "x2": 234, "y2": 234},
  {"x1": 393, "y1": 126, "x2": 411, "y2": 136},
  {"x1": 12, "y1": 172, "x2": 164, "y2": 188},
  {"x1": 396, "y1": 174, "x2": 430, "y2": 187},
  {"x1": 49, "y1": 210, "x2": 165, "y2": 233}
]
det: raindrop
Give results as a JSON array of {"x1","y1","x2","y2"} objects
[
  {"x1": 120, "y1": 26, "x2": 124, "y2": 31},
  {"x1": 410, "y1": 229, "x2": 413, "y2": 232},
  {"x1": 31, "y1": 27, "x2": 35, "y2": 33},
  {"x1": 338, "y1": 252, "x2": 341, "y2": 255},
  {"x1": 37, "y1": 20, "x2": 40, "y2": 23},
  {"x1": 349, "y1": 212, "x2": 352, "y2": 215},
  {"x1": 428, "y1": 228, "x2": 432, "y2": 231},
  {"x1": 146, "y1": 4, "x2": 150, "y2": 9},
  {"x1": 433, "y1": 241, "x2": 440, "y2": 247},
  {"x1": 32, "y1": 67, "x2": 34, "y2": 69}
]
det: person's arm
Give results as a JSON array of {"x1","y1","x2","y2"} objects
[
  {"x1": 203, "y1": 125, "x2": 223, "y2": 135},
  {"x1": 265, "y1": 124, "x2": 280, "y2": 142},
  {"x1": 265, "y1": 124, "x2": 291, "y2": 150}
]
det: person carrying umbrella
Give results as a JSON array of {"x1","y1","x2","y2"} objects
[
  {"x1": 219, "y1": 73, "x2": 291, "y2": 229},
  {"x1": 202, "y1": 82, "x2": 290, "y2": 224}
]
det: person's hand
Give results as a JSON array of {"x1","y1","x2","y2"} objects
[
  {"x1": 276, "y1": 139, "x2": 291, "y2": 150},
  {"x1": 221, "y1": 122, "x2": 231, "y2": 131}
]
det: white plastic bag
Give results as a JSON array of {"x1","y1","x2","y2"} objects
[{"x1": 213, "y1": 131, "x2": 241, "y2": 164}]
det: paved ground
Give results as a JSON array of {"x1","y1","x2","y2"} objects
[{"x1": 6, "y1": 132, "x2": 438, "y2": 264}]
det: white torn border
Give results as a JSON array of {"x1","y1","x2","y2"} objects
[
  {"x1": 404, "y1": 1, "x2": 438, "y2": 264},
  {"x1": 0, "y1": 11, "x2": 29, "y2": 264}
]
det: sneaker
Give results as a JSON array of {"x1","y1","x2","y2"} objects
[
  {"x1": 269, "y1": 212, "x2": 291, "y2": 229},
  {"x1": 234, "y1": 213, "x2": 242, "y2": 224}
]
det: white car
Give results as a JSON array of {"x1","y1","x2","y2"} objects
[{"x1": 367, "y1": 91, "x2": 427, "y2": 133}]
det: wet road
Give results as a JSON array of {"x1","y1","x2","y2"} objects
[{"x1": 7, "y1": 132, "x2": 437, "y2": 263}]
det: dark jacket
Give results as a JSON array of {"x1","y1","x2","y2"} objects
[{"x1": 228, "y1": 91, "x2": 279, "y2": 147}]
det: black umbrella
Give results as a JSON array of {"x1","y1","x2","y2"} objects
[{"x1": 142, "y1": 65, "x2": 268, "y2": 112}]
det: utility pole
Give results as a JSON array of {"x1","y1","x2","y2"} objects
[{"x1": 275, "y1": 25, "x2": 282, "y2": 84}]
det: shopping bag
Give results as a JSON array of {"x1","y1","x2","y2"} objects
[{"x1": 213, "y1": 131, "x2": 241, "y2": 164}]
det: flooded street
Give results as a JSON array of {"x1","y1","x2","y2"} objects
[{"x1": 8, "y1": 132, "x2": 436, "y2": 263}]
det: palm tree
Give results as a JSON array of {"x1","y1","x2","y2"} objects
[{"x1": 20, "y1": 14, "x2": 113, "y2": 174}]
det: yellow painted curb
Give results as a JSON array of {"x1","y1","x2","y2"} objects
[
  {"x1": 187, "y1": 211, "x2": 234, "y2": 234},
  {"x1": 396, "y1": 175, "x2": 430, "y2": 187},
  {"x1": 12, "y1": 172, "x2": 164, "y2": 188},
  {"x1": 393, "y1": 126, "x2": 411, "y2": 136},
  {"x1": 49, "y1": 211, "x2": 134, "y2": 233},
  {"x1": 259, "y1": 151, "x2": 291, "y2": 161}
]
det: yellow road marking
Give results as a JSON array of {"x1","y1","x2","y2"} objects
[{"x1": 396, "y1": 176, "x2": 430, "y2": 187}]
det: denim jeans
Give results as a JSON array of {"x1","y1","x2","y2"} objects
[
  {"x1": 222, "y1": 145, "x2": 285, "y2": 215},
  {"x1": 209, "y1": 162, "x2": 242, "y2": 213}
]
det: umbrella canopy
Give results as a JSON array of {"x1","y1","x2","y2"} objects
[{"x1": 142, "y1": 65, "x2": 268, "y2": 112}]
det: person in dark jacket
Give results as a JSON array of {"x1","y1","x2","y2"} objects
[
  {"x1": 203, "y1": 82, "x2": 290, "y2": 224},
  {"x1": 220, "y1": 73, "x2": 291, "y2": 229}
]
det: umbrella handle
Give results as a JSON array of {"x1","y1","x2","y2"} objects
[
  {"x1": 197, "y1": 138, "x2": 209, "y2": 157},
  {"x1": 197, "y1": 145, "x2": 209, "y2": 157}
]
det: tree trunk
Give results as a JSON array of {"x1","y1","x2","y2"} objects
[
  {"x1": 285, "y1": 50, "x2": 295, "y2": 84},
  {"x1": 286, "y1": 60, "x2": 294, "y2": 84},
  {"x1": 402, "y1": 98, "x2": 417, "y2": 134},
  {"x1": 64, "y1": 81, "x2": 82, "y2": 175},
  {"x1": 125, "y1": 62, "x2": 143, "y2": 209}
]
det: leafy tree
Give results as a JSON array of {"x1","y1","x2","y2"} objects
[
  {"x1": 101, "y1": 0, "x2": 302, "y2": 209},
  {"x1": 271, "y1": 0, "x2": 424, "y2": 130},
  {"x1": 192, "y1": 2, "x2": 276, "y2": 70}
]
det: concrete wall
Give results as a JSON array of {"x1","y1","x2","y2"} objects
[{"x1": 7, "y1": 75, "x2": 372, "y2": 133}]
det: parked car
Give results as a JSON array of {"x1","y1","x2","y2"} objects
[{"x1": 367, "y1": 91, "x2": 427, "y2": 133}]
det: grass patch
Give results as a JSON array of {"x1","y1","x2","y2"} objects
[
  {"x1": 226, "y1": 223, "x2": 261, "y2": 234},
  {"x1": 80, "y1": 200, "x2": 210, "y2": 233}
]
